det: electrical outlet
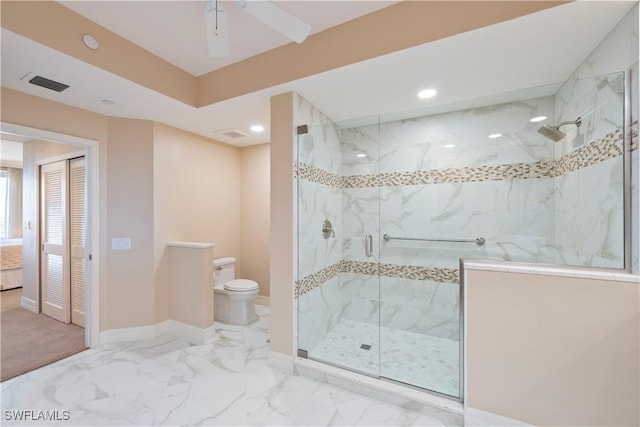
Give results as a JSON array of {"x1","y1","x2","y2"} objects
[{"x1": 112, "y1": 237, "x2": 131, "y2": 250}]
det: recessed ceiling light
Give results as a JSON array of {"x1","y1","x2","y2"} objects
[
  {"x1": 101, "y1": 99, "x2": 115, "y2": 105},
  {"x1": 417, "y1": 88, "x2": 437, "y2": 99},
  {"x1": 250, "y1": 125, "x2": 264, "y2": 133},
  {"x1": 82, "y1": 34, "x2": 99, "y2": 50},
  {"x1": 530, "y1": 115, "x2": 547, "y2": 122},
  {"x1": 489, "y1": 133, "x2": 502, "y2": 139},
  {"x1": 444, "y1": 144, "x2": 455, "y2": 148},
  {"x1": 357, "y1": 153, "x2": 366, "y2": 158}
]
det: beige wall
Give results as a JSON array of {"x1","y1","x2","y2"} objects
[
  {"x1": 2, "y1": 89, "x2": 262, "y2": 333},
  {"x1": 269, "y1": 93, "x2": 295, "y2": 355},
  {"x1": 106, "y1": 118, "x2": 156, "y2": 329},
  {"x1": 465, "y1": 265, "x2": 640, "y2": 426},
  {"x1": 240, "y1": 143, "x2": 270, "y2": 297},
  {"x1": 168, "y1": 245, "x2": 214, "y2": 329},
  {"x1": 152, "y1": 123, "x2": 242, "y2": 322},
  {"x1": 21, "y1": 139, "x2": 84, "y2": 306}
]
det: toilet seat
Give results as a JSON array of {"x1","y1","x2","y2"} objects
[{"x1": 223, "y1": 279, "x2": 259, "y2": 292}]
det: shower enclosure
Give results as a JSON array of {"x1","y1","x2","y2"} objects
[{"x1": 296, "y1": 71, "x2": 630, "y2": 400}]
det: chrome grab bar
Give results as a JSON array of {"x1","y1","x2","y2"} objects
[
  {"x1": 364, "y1": 234, "x2": 373, "y2": 257},
  {"x1": 383, "y1": 234, "x2": 486, "y2": 246}
]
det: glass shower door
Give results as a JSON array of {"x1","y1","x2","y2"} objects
[
  {"x1": 296, "y1": 120, "x2": 381, "y2": 377},
  {"x1": 373, "y1": 122, "x2": 462, "y2": 398},
  {"x1": 296, "y1": 116, "x2": 462, "y2": 399}
]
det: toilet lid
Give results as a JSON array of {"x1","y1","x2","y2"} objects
[{"x1": 224, "y1": 279, "x2": 259, "y2": 292}]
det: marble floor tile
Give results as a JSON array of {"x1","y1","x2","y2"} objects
[{"x1": 1, "y1": 305, "x2": 460, "y2": 426}]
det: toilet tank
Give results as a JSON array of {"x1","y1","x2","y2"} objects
[{"x1": 213, "y1": 257, "x2": 236, "y2": 286}]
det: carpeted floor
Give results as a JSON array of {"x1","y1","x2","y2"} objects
[
  {"x1": 1, "y1": 307, "x2": 87, "y2": 382},
  {"x1": 0, "y1": 288, "x2": 22, "y2": 312}
]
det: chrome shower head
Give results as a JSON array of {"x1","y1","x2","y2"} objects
[
  {"x1": 537, "y1": 116, "x2": 581, "y2": 142},
  {"x1": 537, "y1": 125, "x2": 567, "y2": 142}
]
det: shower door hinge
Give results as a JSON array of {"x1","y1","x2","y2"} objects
[
  {"x1": 297, "y1": 349, "x2": 308, "y2": 358},
  {"x1": 297, "y1": 125, "x2": 308, "y2": 135}
]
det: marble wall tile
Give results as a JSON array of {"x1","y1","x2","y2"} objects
[
  {"x1": 342, "y1": 187, "x2": 380, "y2": 263},
  {"x1": 297, "y1": 95, "x2": 343, "y2": 174},
  {"x1": 340, "y1": 272, "x2": 380, "y2": 325},
  {"x1": 340, "y1": 274, "x2": 460, "y2": 340},
  {"x1": 296, "y1": 95, "x2": 344, "y2": 355},
  {"x1": 298, "y1": 275, "x2": 343, "y2": 352},
  {"x1": 297, "y1": 179, "x2": 342, "y2": 279},
  {"x1": 572, "y1": 3, "x2": 638, "y2": 81},
  {"x1": 552, "y1": 140, "x2": 626, "y2": 269},
  {"x1": 550, "y1": 4, "x2": 637, "y2": 270},
  {"x1": 554, "y1": 72, "x2": 625, "y2": 157}
]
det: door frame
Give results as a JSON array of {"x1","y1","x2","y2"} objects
[{"x1": 1, "y1": 122, "x2": 100, "y2": 348}]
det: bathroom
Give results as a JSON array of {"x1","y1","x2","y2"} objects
[{"x1": 0, "y1": 1, "x2": 637, "y2": 425}]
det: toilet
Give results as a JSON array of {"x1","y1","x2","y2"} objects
[{"x1": 213, "y1": 257, "x2": 259, "y2": 325}]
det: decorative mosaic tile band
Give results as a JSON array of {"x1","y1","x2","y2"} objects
[
  {"x1": 295, "y1": 262, "x2": 342, "y2": 297},
  {"x1": 298, "y1": 126, "x2": 629, "y2": 189},
  {"x1": 553, "y1": 128, "x2": 624, "y2": 176},
  {"x1": 631, "y1": 120, "x2": 639, "y2": 152},
  {"x1": 296, "y1": 162, "x2": 342, "y2": 187},
  {"x1": 296, "y1": 259, "x2": 458, "y2": 297}
]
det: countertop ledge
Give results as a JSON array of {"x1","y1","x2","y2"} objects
[
  {"x1": 167, "y1": 242, "x2": 216, "y2": 249},
  {"x1": 463, "y1": 259, "x2": 639, "y2": 283}
]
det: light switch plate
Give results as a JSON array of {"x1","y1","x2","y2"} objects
[{"x1": 112, "y1": 237, "x2": 131, "y2": 250}]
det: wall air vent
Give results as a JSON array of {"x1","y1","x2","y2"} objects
[
  {"x1": 28, "y1": 75, "x2": 69, "y2": 92},
  {"x1": 217, "y1": 128, "x2": 248, "y2": 139}
]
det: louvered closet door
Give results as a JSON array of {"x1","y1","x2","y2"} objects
[
  {"x1": 69, "y1": 157, "x2": 86, "y2": 327},
  {"x1": 40, "y1": 160, "x2": 70, "y2": 323}
]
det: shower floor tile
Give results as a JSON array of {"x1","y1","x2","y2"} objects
[{"x1": 309, "y1": 319, "x2": 459, "y2": 397}]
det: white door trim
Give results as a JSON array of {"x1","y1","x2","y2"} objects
[
  {"x1": 1, "y1": 122, "x2": 100, "y2": 348},
  {"x1": 36, "y1": 150, "x2": 86, "y2": 166}
]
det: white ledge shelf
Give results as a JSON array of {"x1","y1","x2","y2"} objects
[
  {"x1": 462, "y1": 259, "x2": 639, "y2": 283},
  {"x1": 167, "y1": 242, "x2": 215, "y2": 249}
]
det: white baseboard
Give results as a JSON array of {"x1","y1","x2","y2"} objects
[
  {"x1": 99, "y1": 322, "x2": 162, "y2": 346},
  {"x1": 255, "y1": 295, "x2": 270, "y2": 306},
  {"x1": 268, "y1": 350, "x2": 294, "y2": 373},
  {"x1": 170, "y1": 320, "x2": 218, "y2": 344},
  {"x1": 20, "y1": 296, "x2": 37, "y2": 313},
  {"x1": 99, "y1": 320, "x2": 217, "y2": 347},
  {"x1": 464, "y1": 407, "x2": 532, "y2": 426}
]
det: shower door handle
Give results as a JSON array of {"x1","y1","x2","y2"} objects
[{"x1": 364, "y1": 234, "x2": 373, "y2": 258}]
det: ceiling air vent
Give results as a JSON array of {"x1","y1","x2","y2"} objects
[
  {"x1": 217, "y1": 128, "x2": 248, "y2": 139},
  {"x1": 28, "y1": 75, "x2": 69, "y2": 92}
]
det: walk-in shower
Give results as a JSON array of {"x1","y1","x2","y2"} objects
[{"x1": 296, "y1": 69, "x2": 631, "y2": 400}]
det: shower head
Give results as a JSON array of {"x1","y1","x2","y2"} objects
[
  {"x1": 537, "y1": 116, "x2": 581, "y2": 142},
  {"x1": 537, "y1": 125, "x2": 567, "y2": 142}
]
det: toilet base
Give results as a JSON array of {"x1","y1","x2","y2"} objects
[{"x1": 214, "y1": 287, "x2": 258, "y2": 325}]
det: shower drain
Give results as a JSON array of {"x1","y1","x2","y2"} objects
[{"x1": 360, "y1": 344, "x2": 372, "y2": 350}]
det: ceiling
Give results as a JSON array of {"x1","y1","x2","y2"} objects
[
  {"x1": 0, "y1": 1, "x2": 636, "y2": 147},
  {"x1": 60, "y1": 1, "x2": 398, "y2": 77}
]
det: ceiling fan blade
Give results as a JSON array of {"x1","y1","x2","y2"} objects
[
  {"x1": 236, "y1": 0, "x2": 311, "y2": 44},
  {"x1": 204, "y1": 0, "x2": 230, "y2": 57}
]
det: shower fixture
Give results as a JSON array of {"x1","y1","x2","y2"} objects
[{"x1": 537, "y1": 116, "x2": 582, "y2": 142}]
